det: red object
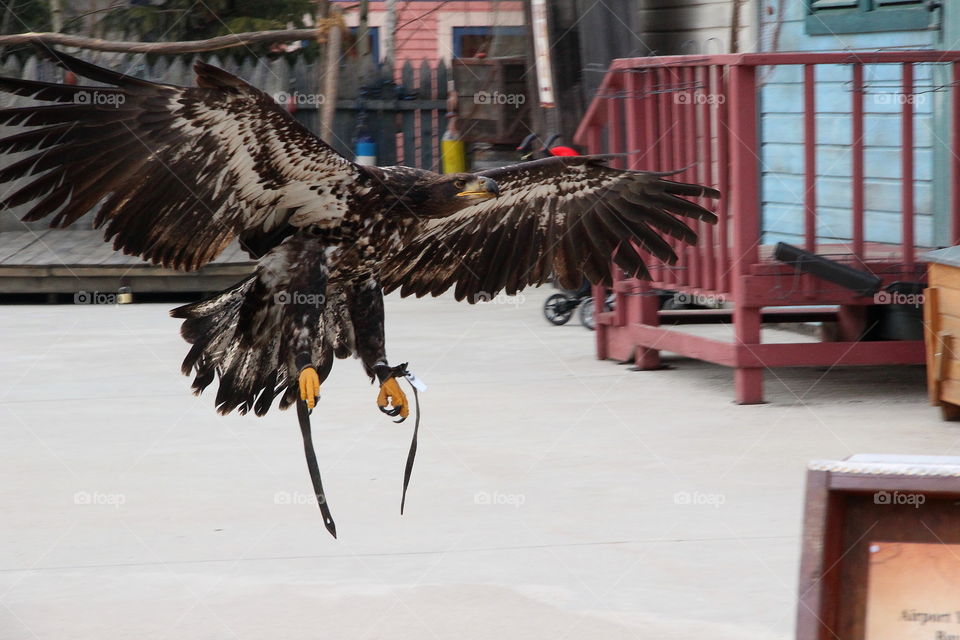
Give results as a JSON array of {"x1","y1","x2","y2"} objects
[
  {"x1": 573, "y1": 51, "x2": 952, "y2": 404},
  {"x1": 548, "y1": 146, "x2": 578, "y2": 156}
]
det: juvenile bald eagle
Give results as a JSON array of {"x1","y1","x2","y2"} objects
[{"x1": 0, "y1": 51, "x2": 719, "y2": 529}]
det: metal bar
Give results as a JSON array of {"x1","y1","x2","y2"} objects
[
  {"x1": 804, "y1": 64, "x2": 817, "y2": 253},
  {"x1": 901, "y1": 62, "x2": 915, "y2": 268},
  {"x1": 852, "y1": 63, "x2": 865, "y2": 259}
]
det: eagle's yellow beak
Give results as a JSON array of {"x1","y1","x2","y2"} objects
[{"x1": 456, "y1": 176, "x2": 499, "y2": 199}]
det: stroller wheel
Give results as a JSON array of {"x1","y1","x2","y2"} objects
[
  {"x1": 543, "y1": 293, "x2": 574, "y2": 325},
  {"x1": 580, "y1": 294, "x2": 613, "y2": 330},
  {"x1": 580, "y1": 297, "x2": 596, "y2": 330}
]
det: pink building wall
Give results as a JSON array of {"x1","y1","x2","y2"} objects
[{"x1": 341, "y1": 1, "x2": 524, "y2": 70}]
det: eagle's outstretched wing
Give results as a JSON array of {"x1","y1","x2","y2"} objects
[
  {"x1": 378, "y1": 155, "x2": 720, "y2": 301},
  {"x1": 0, "y1": 49, "x2": 364, "y2": 270}
]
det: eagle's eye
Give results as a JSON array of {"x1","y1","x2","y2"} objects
[{"x1": 454, "y1": 179, "x2": 466, "y2": 190}]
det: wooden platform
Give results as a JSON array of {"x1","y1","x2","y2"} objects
[{"x1": 0, "y1": 230, "x2": 254, "y2": 295}]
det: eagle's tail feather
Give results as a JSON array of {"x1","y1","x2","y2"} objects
[{"x1": 170, "y1": 275, "x2": 290, "y2": 416}]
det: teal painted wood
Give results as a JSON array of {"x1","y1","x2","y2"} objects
[
  {"x1": 931, "y1": 2, "x2": 958, "y2": 245},
  {"x1": 762, "y1": 202, "x2": 934, "y2": 246},
  {"x1": 806, "y1": 1, "x2": 930, "y2": 35},
  {"x1": 762, "y1": 113, "x2": 934, "y2": 147},
  {"x1": 762, "y1": 142, "x2": 933, "y2": 180},
  {"x1": 760, "y1": 0, "x2": 939, "y2": 245},
  {"x1": 763, "y1": 174, "x2": 934, "y2": 214}
]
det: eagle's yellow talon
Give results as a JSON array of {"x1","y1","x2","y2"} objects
[
  {"x1": 299, "y1": 366, "x2": 320, "y2": 410},
  {"x1": 378, "y1": 377, "x2": 409, "y2": 420}
]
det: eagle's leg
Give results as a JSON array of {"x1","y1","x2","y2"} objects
[
  {"x1": 349, "y1": 277, "x2": 409, "y2": 422},
  {"x1": 289, "y1": 244, "x2": 331, "y2": 411},
  {"x1": 298, "y1": 366, "x2": 321, "y2": 409}
]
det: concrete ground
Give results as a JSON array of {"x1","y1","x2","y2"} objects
[{"x1": 0, "y1": 287, "x2": 952, "y2": 640}]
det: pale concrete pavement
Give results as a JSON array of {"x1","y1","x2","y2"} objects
[{"x1": 0, "y1": 287, "x2": 950, "y2": 639}]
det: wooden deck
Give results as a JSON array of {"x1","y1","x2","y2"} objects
[{"x1": 0, "y1": 229, "x2": 254, "y2": 295}]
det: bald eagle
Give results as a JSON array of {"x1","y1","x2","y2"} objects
[{"x1": 0, "y1": 50, "x2": 719, "y2": 532}]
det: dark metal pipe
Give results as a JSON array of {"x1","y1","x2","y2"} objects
[{"x1": 773, "y1": 242, "x2": 882, "y2": 296}]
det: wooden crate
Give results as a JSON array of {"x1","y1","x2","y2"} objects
[{"x1": 923, "y1": 247, "x2": 960, "y2": 420}]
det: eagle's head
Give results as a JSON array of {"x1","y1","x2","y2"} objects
[{"x1": 412, "y1": 173, "x2": 500, "y2": 218}]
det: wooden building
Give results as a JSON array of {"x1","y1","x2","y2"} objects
[{"x1": 572, "y1": 1, "x2": 953, "y2": 403}]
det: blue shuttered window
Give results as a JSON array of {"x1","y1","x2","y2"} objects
[{"x1": 806, "y1": 0, "x2": 931, "y2": 34}]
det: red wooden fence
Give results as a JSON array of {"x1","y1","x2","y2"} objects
[{"x1": 574, "y1": 51, "x2": 960, "y2": 403}]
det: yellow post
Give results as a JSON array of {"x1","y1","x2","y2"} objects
[
  {"x1": 441, "y1": 80, "x2": 467, "y2": 173},
  {"x1": 441, "y1": 132, "x2": 467, "y2": 174}
]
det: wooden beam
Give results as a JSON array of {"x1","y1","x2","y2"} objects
[{"x1": 0, "y1": 28, "x2": 326, "y2": 54}]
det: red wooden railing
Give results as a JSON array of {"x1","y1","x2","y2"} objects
[{"x1": 574, "y1": 51, "x2": 960, "y2": 404}]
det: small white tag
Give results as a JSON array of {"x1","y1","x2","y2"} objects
[{"x1": 404, "y1": 371, "x2": 427, "y2": 392}]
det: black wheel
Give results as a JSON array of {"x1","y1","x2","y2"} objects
[
  {"x1": 579, "y1": 295, "x2": 612, "y2": 330},
  {"x1": 543, "y1": 293, "x2": 574, "y2": 325},
  {"x1": 579, "y1": 297, "x2": 596, "y2": 330}
]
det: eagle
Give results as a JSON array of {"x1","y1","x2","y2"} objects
[{"x1": 0, "y1": 50, "x2": 719, "y2": 533}]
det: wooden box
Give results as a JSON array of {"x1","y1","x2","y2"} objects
[
  {"x1": 797, "y1": 455, "x2": 960, "y2": 640},
  {"x1": 923, "y1": 246, "x2": 960, "y2": 420}
]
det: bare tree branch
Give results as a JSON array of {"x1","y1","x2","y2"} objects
[{"x1": 0, "y1": 27, "x2": 326, "y2": 53}]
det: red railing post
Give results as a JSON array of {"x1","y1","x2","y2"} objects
[
  {"x1": 698, "y1": 64, "x2": 716, "y2": 292},
  {"x1": 851, "y1": 64, "x2": 865, "y2": 259},
  {"x1": 715, "y1": 64, "x2": 731, "y2": 295},
  {"x1": 684, "y1": 66, "x2": 701, "y2": 290},
  {"x1": 627, "y1": 67, "x2": 662, "y2": 370},
  {"x1": 901, "y1": 63, "x2": 915, "y2": 268},
  {"x1": 607, "y1": 83, "x2": 624, "y2": 166},
  {"x1": 804, "y1": 64, "x2": 817, "y2": 254},
  {"x1": 728, "y1": 63, "x2": 764, "y2": 404}
]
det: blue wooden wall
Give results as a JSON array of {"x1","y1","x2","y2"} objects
[{"x1": 759, "y1": 3, "x2": 938, "y2": 248}]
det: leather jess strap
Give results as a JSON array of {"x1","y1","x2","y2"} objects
[{"x1": 296, "y1": 363, "x2": 422, "y2": 538}]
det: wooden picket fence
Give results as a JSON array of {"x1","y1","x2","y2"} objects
[
  {"x1": 0, "y1": 51, "x2": 449, "y2": 232},
  {"x1": 0, "y1": 52, "x2": 450, "y2": 295}
]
